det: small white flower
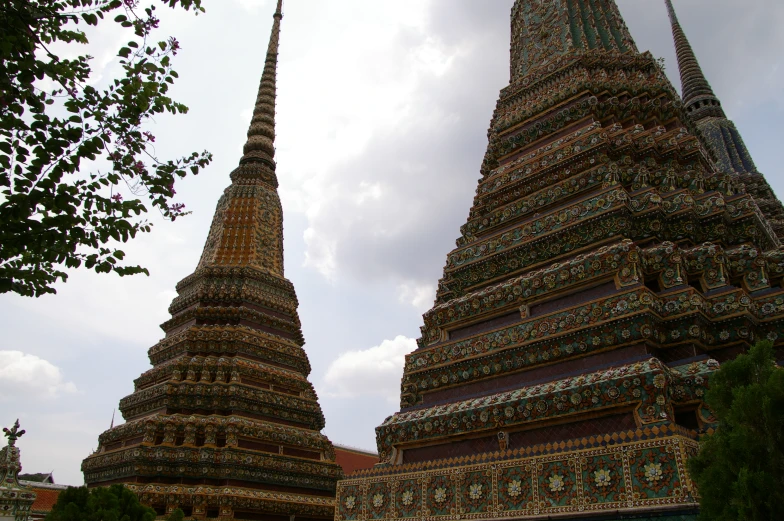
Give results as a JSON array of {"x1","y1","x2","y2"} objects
[
  {"x1": 644, "y1": 462, "x2": 663, "y2": 483},
  {"x1": 594, "y1": 469, "x2": 611, "y2": 487},
  {"x1": 507, "y1": 479, "x2": 522, "y2": 498},
  {"x1": 469, "y1": 483, "x2": 483, "y2": 500},
  {"x1": 401, "y1": 490, "x2": 414, "y2": 506},
  {"x1": 434, "y1": 486, "x2": 447, "y2": 504},
  {"x1": 345, "y1": 496, "x2": 356, "y2": 510},
  {"x1": 548, "y1": 474, "x2": 565, "y2": 492},
  {"x1": 372, "y1": 493, "x2": 383, "y2": 508}
]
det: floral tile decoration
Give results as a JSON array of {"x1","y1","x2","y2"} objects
[
  {"x1": 426, "y1": 475, "x2": 455, "y2": 517},
  {"x1": 395, "y1": 479, "x2": 421, "y2": 519},
  {"x1": 337, "y1": 437, "x2": 697, "y2": 520},
  {"x1": 537, "y1": 458, "x2": 578, "y2": 511},
  {"x1": 581, "y1": 451, "x2": 627, "y2": 506},
  {"x1": 368, "y1": 482, "x2": 390, "y2": 520},
  {"x1": 498, "y1": 464, "x2": 534, "y2": 514},
  {"x1": 461, "y1": 470, "x2": 492, "y2": 515}
]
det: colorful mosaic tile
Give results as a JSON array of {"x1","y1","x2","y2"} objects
[
  {"x1": 581, "y1": 451, "x2": 626, "y2": 506},
  {"x1": 425, "y1": 474, "x2": 456, "y2": 517},
  {"x1": 395, "y1": 479, "x2": 421, "y2": 519},
  {"x1": 497, "y1": 464, "x2": 534, "y2": 515},
  {"x1": 337, "y1": 436, "x2": 698, "y2": 521},
  {"x1": 368, "y1": 482, "x2": 391, "y2": 520},
  {"x1": 629, "y1": 445, "x2": 684, "y2": 502},
  {"x1": 460, "y1": 470, "x2": 492, "y2": 515}
]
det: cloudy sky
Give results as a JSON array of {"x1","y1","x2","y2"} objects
[{"x1": 1, "y1": 0, "x2": 782, "y2": 486}]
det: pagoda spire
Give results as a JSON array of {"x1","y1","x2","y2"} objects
[
  {"x1": 197, "y1": 0, "x2": 287, "y2": 272},
  {"x1": 240, "y1": 0, "x2": 283, "y2": 168},
  {"x1": 664, "y1": 0, "x2": 725, "y2": 121}
]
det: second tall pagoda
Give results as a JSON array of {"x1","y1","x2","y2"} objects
[{"x1": 82, "y1": 3, "x2": 342, "y2": 520}]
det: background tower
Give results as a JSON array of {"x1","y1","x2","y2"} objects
[
  {"x1": 82, "y1": 3, "x2": 342, "y2": 520},
  {"x1": 664, "y1": 0, "x2": 784, "y2": 239},
  {"x1": 337, "y1": 1, "x2": 784, "y2": 520}
]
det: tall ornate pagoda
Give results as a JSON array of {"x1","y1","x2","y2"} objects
[
  {"x1": 82, "y1": 2, "x2": 342, "y2": 519},
  {"x1": 664, "y1": 0, "x2": 784, "y2": 240},
  {"x1": 337, "y1": 1, "x2": 784, "y2": 520}
]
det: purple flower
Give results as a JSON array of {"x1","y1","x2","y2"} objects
[{"x1": 168, "y1": 37, "x2": 180, "y2": 55}]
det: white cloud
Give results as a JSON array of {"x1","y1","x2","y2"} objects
[
  {"x1": 323, "y1": 336, "x2": 416, "y2": 404},
  {"x1": 303, "y1": 227, "x2": 338, "y2": 282},
  {"x1": 398, "y1": 283, "x2": 435, "y2": 311},
  {"x1": 0, "y1": 352, "x2": 78, "y2": 400},
  {"x1": 232, "y1": 0, "x2": 268, "y2": 13},
  {"x1": 286, "y1": 1, "x2": 511, "y2": 311}
]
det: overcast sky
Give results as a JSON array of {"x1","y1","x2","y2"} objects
[{"x1": 1, "y1": 0, "x2": 782, "y2": 486}]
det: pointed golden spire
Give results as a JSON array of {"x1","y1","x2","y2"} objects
[
  {"x1": 664, "y1": 0, "x2": 725, "y2": 121},
  {"x1": 240, "y1": 0, "x2": 284, "y2": 168}
]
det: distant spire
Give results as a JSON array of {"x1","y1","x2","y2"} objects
[
  {"x1": 240, "y1": 0, "x2": 284, "y2": 168},
  {"x1": 664, "y1": 0, "x2": 725, "y2": 121},
  {"x1": 110, "y1": 409, "x2": 115, "y2": 429}
]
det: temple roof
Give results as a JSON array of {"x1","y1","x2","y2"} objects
[{"x1": 333, "y1": 445, "x2": 378, "y2": 476}]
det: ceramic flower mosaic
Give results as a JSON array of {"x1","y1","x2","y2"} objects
[
  {"x1": 594, "y1": 469, "x2": 612, "y2": 488},
  {"x1": 548, "y1": 475, "x2": 565, "y2": 493},
  {"x1": 644, "y1": 463, "x2": 663, "y2": 483},
  {"x1": 507, "y1": 480, "x2": 522, "y2": 498}
]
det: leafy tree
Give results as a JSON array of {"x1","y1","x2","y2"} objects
[
  {"x1": 45, "y1": 484, "x2": 156, "y2": 521},
  {"x1": 689, "y1": 340, "x2": 784, "y2": 521},
  {"x1": 166, "y1": 508, "x2": 185, "y2": 521},
  {"x1": 0, "y1": 0, "x2": 212, "y2": 297}
]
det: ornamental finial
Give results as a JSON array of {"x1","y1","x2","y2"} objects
[
  {"x1": 664, "y1": 0, "x2": 725, "y2": 122},
  {"x1": 3, "y1": 420, "x2": 25, "y2": 447},
  {"x1": 239, "y1": 0, "x2": 284, "y2": 169}
]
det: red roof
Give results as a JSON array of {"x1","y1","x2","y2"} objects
[
  {"x1": 30, "y1": 487, "x2": 61, "y2": 512},
  {"x1": 334, "y1": 445, "x2": 378, "y2": 475}
]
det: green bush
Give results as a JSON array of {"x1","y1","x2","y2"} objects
[
  {"x1": 689, "y1": 341, "x2": 784, "y2": 521},
  {"x1": 45, "y1": 484, "x2": 156, "y2": 521}
]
